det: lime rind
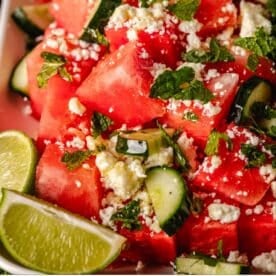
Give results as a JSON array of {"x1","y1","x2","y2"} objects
[
  {"x1": 0, "y1": 189, "x2": 126, "y2": 274},
  {"x1": 0, "y1": 130, "x2": 38, "y2": 194}
]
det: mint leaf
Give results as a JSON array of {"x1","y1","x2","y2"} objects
[
  {"x1": 169, "y1": 0, "x2": 200, "y2": 21},
  {"x1": 61, "y1": 150, "x2": 93, "y2": 170},
  {"x1": 81, "y1": 28, "x2": 109, "y2": 46},
  {"x1": 158, "y1": 122, "x2": 190, "y2": 171},
  {"x1": 92, "y1": 112, "x2": 114, "y2": 138},
  {"x1": 247, "y1": 54, "x2": 259, "y2": 71},
  {"x1": 111, "y1": 200, "x2": 141, "y2": 230},
  {"x1": 174, "y1": 80, "x2": 214, "y2": 103},
  {"x1": 241, "y1": 144, "x2": 266, "y2": 168},
  {"x1": 183, "y1": 111, "x2": 198, "y2": 122},
  {"x1": 205, "y1": 131, "x2": 232, "y2": 156},
  {"x1": 150, "y1": 67, "x2": 214, "y2": 103},
  {"x1": 150, "y1": 67, "x2": 195, "y2": 100},
  {"x1": 184, "y1": 38, "x2": 234, "y2": 63},
  {"x1": 37, "y1": 52, "x2": 72, "y2": 88},
  {"x1": 234, "y1": 27, "x2": 276, "y2": 61}
]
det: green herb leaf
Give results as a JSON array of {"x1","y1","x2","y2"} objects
[
  {"x1": 272, "y1": 158, "x2": 276, "y2": 168},
  {"x1": 111, "y1": 200, "x2": 141, "y2": 230},
  {"x1": 158, "y1": 122, "x2": 190, "y2": 171},
  {"x1": 234, "y1": 27, "x2": 276, "y2": 61},
  {"x1": 183, "y1": 111, "x2": 199, "y2": 122},
  {"x1": 241, "y1": 144, "x2": 266, "y2": 168},
  {"x1": 37, "y1": 52, "x2": 72, "y2": 88},
  {"x1": 92, "y1": 112, "x2": 114, "y2": 138},
  {"x1": 174, "y1": 80, "x2": 214, "y2": 104},
  {"x1": 150, "y1": 67, "x2": 195, "y2": 99},
  {"x1": 205, "y1": 131, "x2": 232, "y2": 156},
  {"x1": 81, "y1": 28, "x2": 109, "y2": 46},
  {"x1": 61, "y1": 150, "x2": 93, "y2": 170},
  {"x1": 247, "y1": 54, "x2": 259, "y2": 71},
  {"x1": 169, "y1": 0, "x2": 200, "y2": 21},
  {"x1": 150, "y1": 67, "x2": 214, "y2": 103},
  {"x1": 184, "y1": 38, "x2": 235, "y2": 63}
]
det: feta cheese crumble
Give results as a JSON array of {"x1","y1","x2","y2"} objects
[
  {"x1": 68, "y1": 97, "x2": 86, "y2": 116},
  {"x1": 240, "y1": 0, "x2": 272, "y2": 37},
  {"x1": 208, "y1": 203, "x2": 240, "y2": 223},
  {"x1": 252, "y1": 250, "x2": 276, "y2": 273}
]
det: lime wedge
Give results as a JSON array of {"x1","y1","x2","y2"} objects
[
  {"x1": 0, "y1": 189, "x2": 126, "y2": 274},
  {"x1": 0, "y1": 130, "x2": 37, "y2": 193}
]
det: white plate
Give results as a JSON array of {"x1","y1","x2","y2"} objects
[{"x1": 0, "y1": 1, "x2": 173, "y2": 274}]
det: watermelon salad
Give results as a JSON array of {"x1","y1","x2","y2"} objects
[{"x1": 8, "y1": 0, "x2": 276, "y2": 274}]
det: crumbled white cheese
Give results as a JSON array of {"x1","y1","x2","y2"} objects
[
  {"x1": 126, "y1": 158, "x2": 147, "y2": 178},
  {"x1": 66, "y1": 137, "x2": 85, "y2": 149},
  {"x1": 107, "y1": 3, "x2": 174, "y2": 34},
  {"x1": 68, "y1": 97, "x2": 86, "y2": 116},
  {"x1": 134, "y1": 190, "x2": 152, "y2": 217},
  {"x1": 126, "y1": 29, "x2": 138, "y2": 41},
  {"x1": 252, "y1": 250, "x2": 276, "y2": 273},
  {"x1": 202, "y1": 156, "x2": 222, "y2": 174},
  {"x1": 240, "y1": 0, "x2": 272, "y2": 37},
  {"x1": 178, "y1": 19, "x2": 202, "y2": 33},
  {"x1": 178, "y1": 19, "x2": 202, "y2": 51},
  {"x1": 227, "y1": 251, "x2": 248, "y2": 264},
  {"x1": 86, "y1": 136, "x2": 96, "y2": 151},
  {"x1": 245, "y1": 208, "x2": 253, "y2": 215},
  {"x1": 99, "y1": 206, "x2": 117, "y2": 230},
  {"x1": 145, "y1": 147, "x2": 174, "y2": 168},
  {"x1": 202, "y1": 102, "x2": 222, "y2": 117},
  {"x1": 208, "y1": 203, "x2": 240, "y2": 224},
  {"x1": 150, "y1": 63, "x2": 167, "y2": 79},
  {"x1": 75, "y1": 180, "x2": 82, "y2": 188},
  {"x1": 253, "y1": 204, "x2": 264, "y2": 215},
  {"x1": 104, "y1": 160, "x2": 144, "y2": 200},
  {"x1": 95, "y1": 151, "x2": 117, "y2": 174},
  {"x1": 259, "y1": 164, "x2": 276, "y2": 184},
  {"x1": 205, "y1": 69, "x2": 220, "y2": 81}
]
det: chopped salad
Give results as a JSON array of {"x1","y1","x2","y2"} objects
[{"x1": 7, "y1": 0, "x2": 276, "y2": 273}]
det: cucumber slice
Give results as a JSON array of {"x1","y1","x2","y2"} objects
[
  {"x1": 116, "y1": 136, "x2": 148, "y2": 157},
  {"x1": 9, "y1": 54, "x2": 29, "y2": 96},
  {"x1": 11, "y1": 4, "x2": 53, "y2": 37},
  {"x1": 229, "y1": 77, "x2": 273, "y2": 124},
  {"x1": 80, "y1": 0, "x2": 121, "y2": 42},
  {"x1": 250, "y1": 102, "x2": 276, "y2": 137},
  {"x1": 145, "y1": 167, "x2": 189, "y2": 236},
  {"x1": 116, "y1": 128, "x2": 175, "y2": 157},
  {"x1": 175, "y1": 256, "x2": 250, "y2": 275}
]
